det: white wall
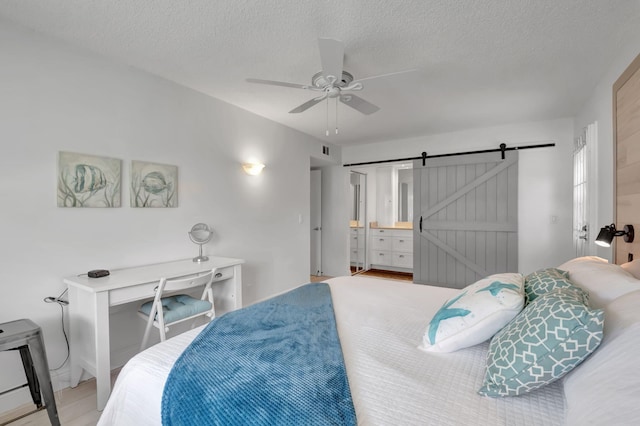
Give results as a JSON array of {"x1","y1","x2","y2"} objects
[
  {"x1": 343, "y1": 118, "x2": 576, "y2": 275},
  {"x1": 574, "y1": 33, "x2": 640, "y2": 262},
  {"x1": 0, "y1": 19, "x2": 337, "y2": 412},
  {"x1": 319, "y1": 165, "x2": 350, "y2": 277}
]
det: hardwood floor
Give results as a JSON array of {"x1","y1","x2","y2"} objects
[
  {"x1": 309, "y1": 275, "x2": 333, "y2": 282},
  {"x1": 0, "y1": 370, "x2": 120, "y2": 426},
  {"x1": 358, "y1": 269, "x2": 413, "y2": 281},
  {"x1": 311, "y1": 269, "x2": 413, "y2": 283}
]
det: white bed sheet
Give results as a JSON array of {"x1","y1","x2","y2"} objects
[{"x1": 98, "y1": 276, "x2": 565, "y2": 425}]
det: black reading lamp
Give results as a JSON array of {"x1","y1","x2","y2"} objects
[{"x1": 595, "y1": 224, "x2": 635, "y2": 247}]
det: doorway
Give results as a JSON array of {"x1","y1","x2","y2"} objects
[
  {"x1": 350, "y1": 171, "x2": 367, "y2": 274},
  {"x1": 310, "y1": 169, "x2": 322, "y2": 276}
]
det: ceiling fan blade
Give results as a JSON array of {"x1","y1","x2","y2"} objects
[
  {"x1": 353, "y1": 69, "x2": 419, "y2": 84},
  {"x1": 289, "y1": 96, "x2": 326, "y2": 114},
  {"x1": 246, "y1": 78, "x2": 308, "y2": 90},
  {"x1": 318, "y1": 38, "x2": 344, "y2": 84},
  {"x1": 339, "y1": 94, "x2": 380, "y2": 115}
]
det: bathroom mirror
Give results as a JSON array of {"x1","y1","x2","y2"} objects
[
  {"x1": 373, "y1": 164, "x2": 413, "y2": 227},
  {"x1": 397, "y1": 167, "x2": 413, "y2": 223}
]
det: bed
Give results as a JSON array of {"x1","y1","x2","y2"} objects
[{"x1": 98, "y1": 257, "x2": 640, "y2": 425}]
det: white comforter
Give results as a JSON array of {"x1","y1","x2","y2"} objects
[{"x1": 98, "y1": 276, "x2": 565, "y2": 425}]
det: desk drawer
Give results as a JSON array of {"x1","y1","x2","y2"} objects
[
  {"x1": 110, "y1": 283, "x2": 156, "y2": 306},
  {"x1": 109, "y1": 267, "x2": 234, "y2": 306},
  {"x1": 212, "y1": 266, "x2": 233, "y2": 282}
]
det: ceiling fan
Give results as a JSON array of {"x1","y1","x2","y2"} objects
[{"x1": 246, "y1": 38, "x2": 416, "y2": 135}]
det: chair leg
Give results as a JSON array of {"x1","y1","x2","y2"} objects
[
  {"x1": 27, "y1": 334, "x2": 60, "y2": 426},
  {"x1": 140, "y1": 320, "x2": 153, "y2": 352},
  {"x1": 159, "y1": 325, "x2": 167, "y2": 341},
  {"x1": 17, "y1": 346, "x2": 42, "y2": 408},
  {"x1": 205, "y1": 289, "x2": 216, "y2": 319}
]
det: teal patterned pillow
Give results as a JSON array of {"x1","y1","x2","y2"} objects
[
  {"x1": 478, "y1": 288, "x2": 604, "y2": 397},
  {"x1": 524, "y1": 268, "x2": 585, "y2": 304}
]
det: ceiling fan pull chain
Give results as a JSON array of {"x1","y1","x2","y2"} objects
[
  {"x1": 326, "y1": 97, "x2": 330, "y2": 137},
  {"x1": 335, "y1": 97, "x2": 339, "y2": 134}
]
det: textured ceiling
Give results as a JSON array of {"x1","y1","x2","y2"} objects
[{"x1": 1, "y1": 0, "x2": 639, "y2": 146}]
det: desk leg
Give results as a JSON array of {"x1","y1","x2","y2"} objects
[
  {"x1": 94, "y1": 291, "x2": 111, "y2": 411},
  {"x1": 67, "y1": 286, "x2": 83, "y2": 388}
]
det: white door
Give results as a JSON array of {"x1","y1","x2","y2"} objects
[{"x1": 310, "y1": 169, "x2": 322, "y2": 275}]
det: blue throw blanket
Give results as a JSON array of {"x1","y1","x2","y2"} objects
[{"x1": 162, "y1": 283, "x2": 356, "y2": 425}]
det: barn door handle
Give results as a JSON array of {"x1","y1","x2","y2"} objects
[{"x1": 419, "y1": 216, "x2": 423, "y2": 233}]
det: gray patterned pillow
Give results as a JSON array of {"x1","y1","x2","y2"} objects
[
  {"x1": 524, "y1": 268, "x2": 584, "y2": 304},
  {"x1": 478, "y1": 288, "x2": 604, "y2": 397}
]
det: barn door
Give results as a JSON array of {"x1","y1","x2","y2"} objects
[{"x1": 413, "y1": 151, "x2": 518, "y2": 288}]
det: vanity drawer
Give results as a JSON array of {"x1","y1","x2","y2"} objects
[
  {"x1": 392, "y1": 253, "x2": 413, "y2": 268},
  {"x1": 392, "y1": 236, "x2": 413, "y2": 252},
  {"x1": 371, "y1": 228, "x2": 391, "y2": 237},
  {"x1": 371, "y1": 250, "x2": 392, "y2": 266},
  {"x1": 350, "y1": 249, "x2": 365, "y2": 263},
  {"x1": 371, "y1": 236, "x2": 392, "y2": 251}
]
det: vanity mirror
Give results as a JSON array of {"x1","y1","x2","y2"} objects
[
  {"x1": 374, "y1": 164, "x2": 413, "y2": 227},
  {"x1": 397, "y1": 167, "x2": 413, "y2": 223}
]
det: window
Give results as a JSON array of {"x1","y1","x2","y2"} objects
[{"x1": 573, "y1": 122, "x2": 597, "y2": 256}]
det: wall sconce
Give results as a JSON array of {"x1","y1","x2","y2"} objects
[
  {"x1": 242, "y1": 163, "x2": 265, "y2": 176},
  {"x1": 595, "y1": 223, "x2": 634, "y2": 247}
]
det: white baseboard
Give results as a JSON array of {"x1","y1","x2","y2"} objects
[
  {"x1": 0, "y1": 366, "x2": 70, "y2": 416},
  {"x1": 0, "y1": 386, "x2": 32, "y2": 417}
]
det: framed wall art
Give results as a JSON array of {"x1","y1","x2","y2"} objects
[
  {"x1": 57, "y1": 151, "x2": 121, "y2": 207},
  {"x1": 130, "y1": 160, "x2": 178, "y2": 208}
]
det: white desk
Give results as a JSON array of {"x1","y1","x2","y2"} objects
[{"x1": 64, "y1": 256, "x2": 244, "y2": 410}]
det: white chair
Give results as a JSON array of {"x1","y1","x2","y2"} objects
[{"x1": 138, "y1": 268, "x2": 217, "y2": 351}]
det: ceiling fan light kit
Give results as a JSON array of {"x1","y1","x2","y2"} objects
[
  {"x1": 309, "y1": 70, "x2": 362, "y2": 92},
  {"x1": 247, "y1": 37, "x2": 415, "y2": 136}
]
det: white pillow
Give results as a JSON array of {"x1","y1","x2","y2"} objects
[
  {"x1": 563, "y1": 290, "x2": 640, "y2": 426},
  {"x1": 621, "y1": 258, "x2": 640, "y2": 279},
  {"x1": 557, "y1": 256, "x2": 640, "y2": 308},
  {"x1": 419, "y1": 273, "x2": 524, "y2": 353}
]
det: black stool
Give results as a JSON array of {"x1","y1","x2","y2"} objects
[{"x1": 0, "y1": 319, "x2": 60, "y2": 426}]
